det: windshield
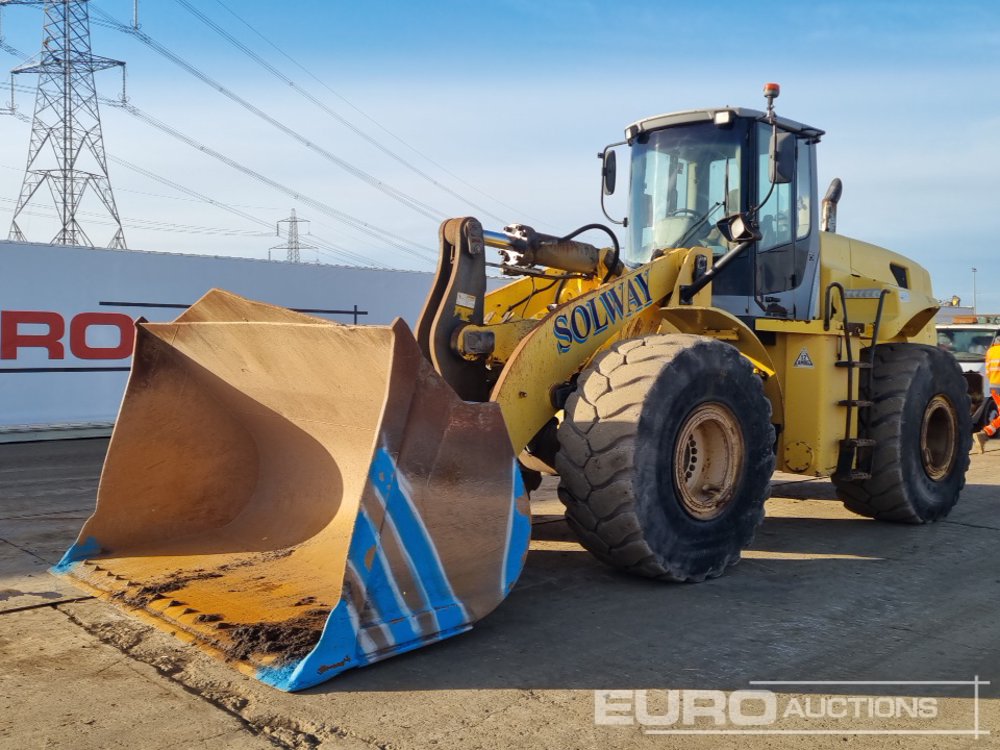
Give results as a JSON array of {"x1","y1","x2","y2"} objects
[
  {"x1": 937, "y1": 328, "x2": 998, "y2": 362},
  {"x1": 626, "y1": 120, "x2": 747, "y2": 266}
]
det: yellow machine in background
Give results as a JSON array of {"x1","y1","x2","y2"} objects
[{"x1": 54, "y1": 85, "x2": 970, "y2": 690}]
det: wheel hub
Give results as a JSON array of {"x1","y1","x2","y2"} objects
[
  {"x1": 920, "y1": 394, "x2": 958, "y2": 481},
  {"x1": 673, "y1": 402, "x2": 744, "y2": 520}
]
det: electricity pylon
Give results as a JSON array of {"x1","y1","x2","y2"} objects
[
  {"x1": 2, "y1": 0, "x2": 127, "y2": 248},
  {"x1": 272, "y1": 208, "x2": 314, "y2": 263}
]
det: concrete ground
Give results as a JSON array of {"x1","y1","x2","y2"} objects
[{"x1": 1, "y1": 438, "x2": 996, "y2": 749}]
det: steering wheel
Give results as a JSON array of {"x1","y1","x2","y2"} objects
[{"x1": 666, "y1": 208, "x2": 701, "y2": 218}]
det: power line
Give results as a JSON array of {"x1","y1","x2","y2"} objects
[
  {"x1": 0, "y1": 167, "x2": 386, "y2": 265},
  {"x1": 2, "y1": 101, "x2": 388, "y2": 266},
  {"x1": 108, "y1": 156, "x2": 382, "y2": 267},
  {"x1": 209, "y1": 0, "x2": 540, "y2": 224},
  {"x1": 0, "y1": 25, "x2": 432, "y2": 268},
  {"x1": 2, "y1": 201, "x2": 272, "y2": 237},
  {"x1": 0, "y1": 193, "x2": 272, "y2": 237},
  {"x1": 171, "y1": 0, "x2": 511, "y2": 225},
  {"x1": 106, "y1": 99, "x2": 437, "y2": 264},
  {"x1": 114, "y1": 186, "x2": 281, "y2": 211},
  {"x1": 90, "y1": 5, "x2": 449, "y2": 226},
  {"x1": 2, "y1": 70, "x2": 426, "y2": 265}
]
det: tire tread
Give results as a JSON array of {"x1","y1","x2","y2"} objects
[
  {"x1": 833, "y1": 344, "x2": 971, "y2": 523},
  {"x1": 556, "y1": 334, "x2": 774, "y2": 581}
]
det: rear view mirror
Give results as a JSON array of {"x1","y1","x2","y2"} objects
[
  {"x1": 602, "y1": 149, "x2": 617, "y2": 195},
  {"x1": 599, "y1": 142, "x2": 627, "y2": 226},
  {"x1": 769, "y1": 131, "x2": 795, "y2": 185}
]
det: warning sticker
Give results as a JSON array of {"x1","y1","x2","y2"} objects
[
  {"x1": 456, "y1": 292, "x2": 476, "y2": 310},
  {"x1": 793, "y1": 348, "x2": 815, "y2": 368}
]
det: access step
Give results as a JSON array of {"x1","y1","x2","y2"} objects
[
  {"x1": 841, "y1": 437, "x2": 876, "y2": 448},
  {"x1": 835, "y1": 470, "x2": 872, "y2": 481}
]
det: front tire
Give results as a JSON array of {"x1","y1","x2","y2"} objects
[
  {"x1": 555, "y1": 334, "x2": 775, "y2": 581},
  {"x1": 834, "y1": 344, "x2": 971, "y2": 522}
]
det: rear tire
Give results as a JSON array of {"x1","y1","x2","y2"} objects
[
  {"x1": 833, "y1": 344, "x2": 971, "y2": 523},
  {"x1": 555, "y1": 334, "x2": 775, "y2": 581},
  {"x1": 978, "y1": 396, "x2": 998, "y2": 432}
]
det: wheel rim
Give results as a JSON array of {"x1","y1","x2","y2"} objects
[
  {"x1": 920, "y1": 394, "x2": 958, "y2": 481},
  {"x1": 673, "y1": 402, "x2": 744, "y2": 520}
]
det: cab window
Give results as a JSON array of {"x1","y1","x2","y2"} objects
[
  {"x1": 755, "y1": 124, "x2": 810, "y2": 294},
  {"x1": 626, "y1": 121, "x2": 744, "y2": 266},
  {"x1": 796, "y1": 140, "x2": 812, "y2": 240},
  {"x1": 756, "y1": 126, "x2": 793, "y2": 252}
]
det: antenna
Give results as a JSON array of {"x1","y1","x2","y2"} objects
[
  {"x1": 2, "y1": 0, "x2": 127, "y2": 249},
  {"x1": 272, "y1": 208, "x2": 315, "y2": 263}
]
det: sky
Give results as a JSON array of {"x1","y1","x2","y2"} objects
[{"x1": 0, "y1": 0, "x2": 997, "y2": 305}]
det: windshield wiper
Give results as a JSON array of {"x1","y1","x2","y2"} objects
[{"x1": 677, "y1": 200, "x2": 724, "y2": 247}]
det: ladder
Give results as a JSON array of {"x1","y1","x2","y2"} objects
[{"x1": 824, "y1": 283, "x2": 890, "y2": 481}]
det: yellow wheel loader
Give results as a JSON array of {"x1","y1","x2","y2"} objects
[{"x1": 54, "y1": 85, "x2": 970, "y2": 691}]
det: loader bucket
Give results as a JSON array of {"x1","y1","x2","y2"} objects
[{"x1": 52, "y1": 290, "x2": 530, "y2": 691}]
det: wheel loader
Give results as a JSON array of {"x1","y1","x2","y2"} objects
[{"x1": 53, "y1": 84, "x2": 970, "y2": 691}]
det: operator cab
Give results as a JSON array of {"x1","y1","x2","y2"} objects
[{"x1": 610, "y1": 99, "x2": 824, "y2": 324}]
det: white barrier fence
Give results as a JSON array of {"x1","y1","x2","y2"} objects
[{"x1": 0, "y1": 241, "x2": 434, "y2": 441}]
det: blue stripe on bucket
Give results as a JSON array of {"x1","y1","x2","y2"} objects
[
  {"x1": 369, "y1": 447, "x2": 467, "y2": 633},
  {"x1": 51, "y1": 536, "x2": 102, "y2": 575},
  {"x1": 348, "y1": 507, "x2": 419, "y2": 646},
  {"x1": 258, "y1": 597, "x2": 368, "y2": 691},
  {"x1": 501, "y1": 461, "x2": 531, "y2": 596}
]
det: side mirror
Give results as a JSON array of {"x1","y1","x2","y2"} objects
[
  {"x1": 716, "y1": 213, "x2": 763, "y2": 244},
  {"x1": 599, "y1": 142, "x2": 627, "y2": 226},
  {"x1": 602, "y1": 149, "x2": 617, "y2": 195},
  {"x1": 769, "y1": 131, "x2": 795, "y2": 185}
]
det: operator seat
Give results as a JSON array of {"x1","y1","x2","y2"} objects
[{"x1": 653, "y1": 215, "x2": 697, "y2": 249}]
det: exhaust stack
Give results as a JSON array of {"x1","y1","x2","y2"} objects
[{"x1": 821, "y1": 178, "x2": 843, "y2": 233}]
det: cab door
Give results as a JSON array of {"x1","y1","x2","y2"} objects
[{"x1": 750, "y1": 124, "x2": 821, "y2": 321}]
